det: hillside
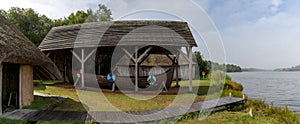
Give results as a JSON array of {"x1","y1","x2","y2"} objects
[{"x1": 274, "y1": 65, "x2": 300, "y2": 71}]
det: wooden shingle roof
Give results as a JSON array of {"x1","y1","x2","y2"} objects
[{"x1": 39, "y1": 20, "x2": 197, "y2": 51}]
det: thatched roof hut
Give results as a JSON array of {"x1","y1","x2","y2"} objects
[
  {"x1": 39, "y1": 20, "x2": 197, "y2": 92},
  {"x1": 0, "y1": 15, "x2": 61, "y2": 80},
  {"x1": 0, "y1": 14, "x2": 61, "y2": 113}
]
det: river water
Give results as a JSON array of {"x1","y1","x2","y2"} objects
[{"x1": 228, "y1": 71, "x2": 300, "y2": 114}]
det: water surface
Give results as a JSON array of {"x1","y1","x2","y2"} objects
[{"x1": 228, "y1": 71, "x2": 300, "y2": 114}]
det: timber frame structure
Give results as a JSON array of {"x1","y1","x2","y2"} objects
[{"x1": 39, "y1": 20, "x2": 197, "y2": 92}]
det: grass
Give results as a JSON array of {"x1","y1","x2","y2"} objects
[
  {"x1": 23, "y1": 96, "x2": 57, "y2": 110},
  {"x1": 2, "y1": 79, "x2": 297, "y2": 124},
  {"x1": 53, "y1": 98, "x2": 85, "y2": 111},
  {"x1": 34, "y1": 80, "x2": 208, "y2": 111},
  {"x1": 176, "y1": 78, "x2": 299, "y2": 124},
  {"x1": 177, "y1": 99, "x2": 299, "y2": 124}
]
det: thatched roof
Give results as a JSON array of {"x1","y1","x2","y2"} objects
[
  {"x1": 116, "y1": 53, "x2": 196, "y2": 67},
  {"x1": 39, "y1": 20, "x2": 197, "y2": 51},
  {"x1": 0, "y1": 14, "x2": 62, "y2": 80}
]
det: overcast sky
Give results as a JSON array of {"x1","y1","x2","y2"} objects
[{"x1": 1, "y1": 0, "x2": 299, "y2": 69}]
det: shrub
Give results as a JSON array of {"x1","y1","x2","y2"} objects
[{"x1": 224, "y1": 80, "x2": 243, "y2": 91}]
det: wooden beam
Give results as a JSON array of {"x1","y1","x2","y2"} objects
[
  {"x1": 81, "y1": 49, "x2": 85, "y2": 88},
  {"x1": 46, "y1": 51, "x2": 52, "y2": 57},
  {"x1": 70, "y1": 50, "x2": 82, "y2": 62},
  {"x1": 122, "y1": 48, "x2": 136, "y2": 63},
  {"x1": 137, "y1": 47, "x2": 152, "y2": 62},
  {"x1": 138, "y1": 54, "x2": 150, "y2": 65},
  {"x1": 0, "y1": 62, "x2": 2, "y2": 115},
  {"x1": 135, "y1": 47, "x2": 138, "y2": 92},
  {"x1": 175, "y1": 52, "x2": 179, "y2": 87},
  {"x1": 63, "y1": 53, "x2": 67, "y2": 82},
  {"x1": 19, "y1": 65, "x2": 22, "y2": 109},
  {"x1": 165, "y1": 54, "x2": 175, "y2": 64},
  {"x1": 188, "y1": 46, "x2": 193, "y2": 92}
]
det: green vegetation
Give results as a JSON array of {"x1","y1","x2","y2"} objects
[
  {"x1": 23, "y1": 96, "x2": 57, "y2": 110},
  {"x1": 0, "y1": 118, "x2": 28, "y2": 124},
  {"x1": 0, "y1": 4, "x2": 112, "y2": 46},
  {"x1": 178, "y1": 99, "x2": 298, "y2": 124},
  {"x1": 1, "y1": 77, "x2": 298, "y2": 123},
  {"x1": 275, "y1": 65, "x2": 300, "y2": 71},
  {"x1": 34, "y1": 81, "x2": 205, "y2": 111},
  {"x1": 194, "y1": 52, "x2": 242, "y2": 80},
  {"x1": 178, "y1": 72, "x2": 298, "y2": 124}
]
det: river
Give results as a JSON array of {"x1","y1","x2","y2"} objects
[{"x1": 228, "y1": 71, "x2": 300, "y2": 114}]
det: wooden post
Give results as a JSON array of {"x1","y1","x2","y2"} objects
[
  {"x1": 20, "y1": 65, "x2": 33, "y2": 107},
  {"x1": 19, "y1": 65, "x2": 22, "y2": 109},
  {"x1": 188, "y1": 46, "x2": 193, "y2": 92},
  {"x1": 135, "y1": 47, "x2": 138, "y2": 92},
  {"x1": 81, "y1": 49, "x2": 85, "y2": 88},
  {"x1": 63, "y1": 53, "x2": 67, "y2": 82},
  {"x1": 71, "y1": 48, "x2": 96, "y2": 88},
  {"x1": 112, "y1": 83, "x2": 116, "y2": 92},
  {"x1": 0, "y1": 62, "x2": 2, "y2": 115},
  {"x1": 175, "y1": 52, "x2": 179, "y2": 87}
]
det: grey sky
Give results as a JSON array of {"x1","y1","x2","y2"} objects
[{"x1": 0, "y1": 0, "x2": 299, "y2": 69}]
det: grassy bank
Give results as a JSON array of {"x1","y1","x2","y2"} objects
[
  {"x1": 1, "y1": 78, "x2": 298, "y2": 124},
  {"x1": 178, "y1": 79, "x2": 299, "y2": 124}
]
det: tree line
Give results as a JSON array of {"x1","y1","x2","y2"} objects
[
  {"x1": 1, "y1": 5, "x2": 242, "y2": 76},
  {"x1": 0, "y1": 4, "x2": 112, "y2": 46},
  {"x1": 194, "y1": 51, "x2": 242, "y2": 78}
]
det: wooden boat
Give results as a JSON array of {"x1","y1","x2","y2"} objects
[
  {"x1": 115, "y1": 67, "x2": 174, "y2": 90},
  {"x1": 80, "y1": 67, "x2": 174, "y2": 90}
]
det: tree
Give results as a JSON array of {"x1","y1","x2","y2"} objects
[
  {"x1": 1, "y1": 7, "x2": 53, "y2": 46},
  {"x1": 54, "y1": 4, "x2": 113, "y2": 26},
  {"x1": 87, "y1": 4, "x2": 112, "y2": 22},
  {"x1": 194, "y1": 51, "x2": 209, "y2": 79}
]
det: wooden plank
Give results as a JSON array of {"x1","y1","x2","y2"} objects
[{"x1": 1, "y1": 97, "x2": 245, "y2": 123}]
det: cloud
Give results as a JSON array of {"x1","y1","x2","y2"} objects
[
  {"x1": 271, "y1": 0, "x2": 283, "y2": 13},
  {"x1": 205, "y1": 0, "x2": 300, "y2": 69},
  {"x1": 106, "y1": 0, "x2": 226, "y2": 63},
  {"x1": 1, "y1": 0, "x2": 299, "y2": 69}
]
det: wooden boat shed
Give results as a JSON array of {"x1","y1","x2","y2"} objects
[
  {"x1": 0, "y1": 15, "x2": 61, "y2": 113},
  {"x1": 39, "y1": 20, "x2": 197, "y2": 92}
]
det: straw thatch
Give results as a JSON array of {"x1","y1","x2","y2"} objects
[
  {"x1": 39, "y1": 20, "x2": 197, "y2": 51},
  {"x1": 0, "y1": 14, "x2": 62, "y2": 80}
]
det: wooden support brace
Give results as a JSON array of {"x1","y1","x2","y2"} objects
[
  {"x1": 70, "y1": 50, "x2": 82, "y2": 63},
  {"x1": 138, "y1": 54, "x2": 150, "y2": 65},
  {"x1": 137, "y1": 47, "x2": 152, "y2": 62},
  {"x1": 83, "y1": 48, "x2": 96, "y2": 62},
  {"x1": 122, "y1": 48, "x2": 136, "y2": 63},
  {"x1": 46, "y1": 51, "x2": 52, "y2": 57}
]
